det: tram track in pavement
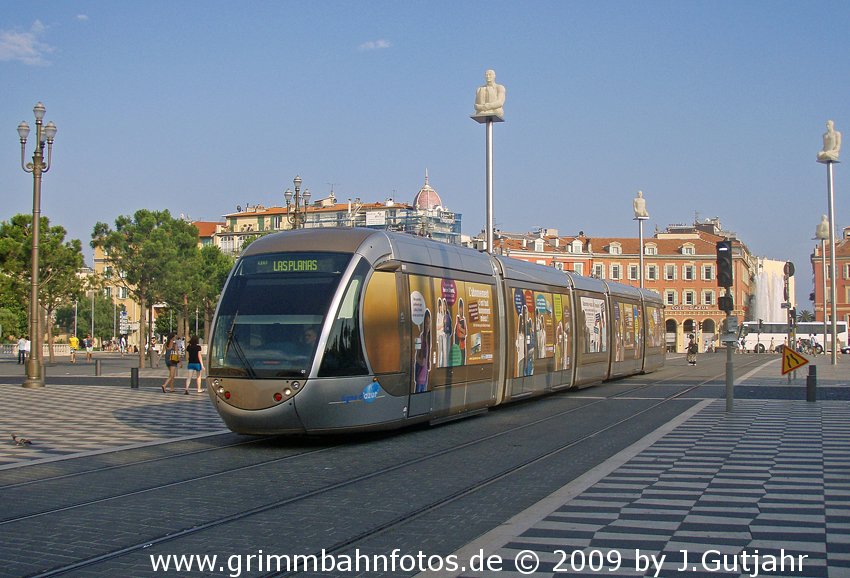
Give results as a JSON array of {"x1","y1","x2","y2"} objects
[
  {"x1": 2, "y1": 360, "x2": 719, "y2": 527},
  {"x1": 266, "y1": 362, "x2": 749, "y2": 578},
  {"x1": 10, "y1": 363, "x2": 731, "y2": 578}
]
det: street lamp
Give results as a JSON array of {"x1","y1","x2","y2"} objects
[
  {"x1": 18, "y1": 102, "x2": 57, "y2": 388},
  {"x1": 815, "y1": 214, "x2": 830, "y2": 354},
  {"x1": 284, "y1": 175, "x2": 311, "y2": 229},
  {"x1": 633, "y1": 191, "x2": 649, "y2": 289}
]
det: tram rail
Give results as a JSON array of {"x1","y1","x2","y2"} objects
[{"x1": 12, "y1": 362, "x2": 740, "y2": 577}]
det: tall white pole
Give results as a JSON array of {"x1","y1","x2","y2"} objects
[
  {"x1": 827, "y1": 161, "x2": 838, "y2": 364},
  {"x1": 638, "y1": 219, "x2": 645, "y2": 289},
  {"x1": 471, "y1": 69, "x2": 505, "y2": 254},
  {"x1": 817, "y1": 119, "x2": 840, "y2": 364},
  {"x1": 822, "y1": 239, "x2": 828, "y2": 352},
  {"x1": 485, "y1": 119, "x2": 494, "y2": 253}
]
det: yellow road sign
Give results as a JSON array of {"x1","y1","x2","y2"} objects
[{"x1": 781, "y1": 345, "x2": 810, "y2": 375}]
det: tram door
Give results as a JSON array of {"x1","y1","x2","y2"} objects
[
  {"x1": 362, "y1": 269, "x2": 411, "y2": 407},
  {"x1": 405, "y1": 273, "x2": 432, "y2": 418}
]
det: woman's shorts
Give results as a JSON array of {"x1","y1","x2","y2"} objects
[{"x1": 188, "y1": 362, "x2": 202, "y2": 372}]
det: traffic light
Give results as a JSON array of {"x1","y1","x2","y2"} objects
[
  {"x1": 718, "y1": 295, "x2": 734, "y2": 313},
  {"x1": 789, "y1": 308, "x2": 797, "y2": 328},
  {"x1": 716, "y1": 240, "x2": 733, "y2": 287}
]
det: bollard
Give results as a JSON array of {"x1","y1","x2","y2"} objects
[
  {"x1": 130, "y1": 367, "x2": 139, "y2": 389},
  {"x1": 806, "y1": 364, "x2": 817, "y2": 402},
  {"x1": 95, "y1": 359, "x2": 102, "y2": 376}
]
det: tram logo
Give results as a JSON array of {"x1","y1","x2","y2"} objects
[
  {"x1": 339, "y1": 382, "x2": 383, "y2": 405},
  {"x1": 361, "y1": 382, "x2": 380, "y2": 403}
]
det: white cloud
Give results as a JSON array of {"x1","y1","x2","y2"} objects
[
  {"x1": 358, "y1": 39, "x2": 391, "y2": 51},
  {"x1": 76, "y1": 14, "x2": 90, "y2": 22},
  {"x1": 0, "y1": 20, "x2": 54, "y2": 66}
]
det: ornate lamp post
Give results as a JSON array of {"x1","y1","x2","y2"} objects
[
  {"x1": 17, "y1": 102, "x2": 57, "y2": 388},
  {"x1": 284, "y1": 175, "x2": 311, "y2": 229}
]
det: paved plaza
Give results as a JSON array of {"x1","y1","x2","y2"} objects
[
  {"x1": 2, "y1": 352, "x2": 850, "y2": 576},
  {"x1": 0, "y1": 354, "x2": 227, "y2": 469}
]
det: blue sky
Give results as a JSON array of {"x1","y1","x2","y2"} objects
[{"x1": 3, "y1": 1, "x2": 850, "y2": 308}]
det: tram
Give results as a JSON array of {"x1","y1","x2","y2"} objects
[{"x1": 207, "y1": 228, "x2": 665, "y2": 434}]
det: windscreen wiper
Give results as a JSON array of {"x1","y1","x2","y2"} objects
[{"x1": 224, "y1": 310, "x2": 257, "y2": 379}]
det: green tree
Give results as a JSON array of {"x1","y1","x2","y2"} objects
[
  {"x1": 197, "y1": 245, "x2": 235, "y2": 341},
  {"x1": 157, "y1": 219, "x2": 202, "y2": 341},
  {"x1": 75, "y1": 291, "x2": 123, "y2": 347},
  {"x1": 797, "y1": 309, "x2": 814, "y2": 322},
  {"x1": 92, "y1": 210, "x2": 198, "y2": 368},
  {"x1": 0, "y1": 214, "x2": 86, "y2": 362}
]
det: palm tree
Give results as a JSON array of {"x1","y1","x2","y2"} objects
[{"x1": 797, "y1": 309, "x2": 814, "y2": 322}]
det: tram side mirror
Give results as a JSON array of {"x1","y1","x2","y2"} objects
[{"x1": 375, "y1": 259, "x2": 402, "y2": 272}]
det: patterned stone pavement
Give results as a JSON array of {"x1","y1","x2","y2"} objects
[
  {"x1": 444, "y1": 399, "x2": 850, "y2": 578},
  {"x1": 0, "y1": 382, "x2": 227, "y2": 469}
]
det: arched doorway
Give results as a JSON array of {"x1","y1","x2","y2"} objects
[
  {"x1": 702, "y1": 319, "x2": 717, "y2": 352},
  {"x1": 665, "y1": 319, "x2": 678, "y2": 353}
]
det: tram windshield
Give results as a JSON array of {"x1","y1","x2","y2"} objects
[{"x1": 209, "y1": 252, "x2": 352, "y2": 378}]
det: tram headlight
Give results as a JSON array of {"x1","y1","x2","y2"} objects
[
  {"x1": 291, "y1": 381, "x2": 300, "y2": 389},
  {"x1": 283, "y1": 387, "x2": 292, "y2": 396}
]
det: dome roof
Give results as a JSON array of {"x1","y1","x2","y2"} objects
[{"x1": 413, "y1": 170, "x2": 443, "y2": 210}]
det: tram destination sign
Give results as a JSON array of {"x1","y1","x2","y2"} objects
[{"x1": 241, "y1": 253, "x2": 351, "y2": 275}]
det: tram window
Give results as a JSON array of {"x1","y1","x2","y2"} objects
[{"x1": 319, "y1": 261, "x2": 369, "y2": 377}]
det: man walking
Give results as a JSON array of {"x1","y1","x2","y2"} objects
[{"x1": 17, "y1": 335, "x2": 27, "y2": 364}]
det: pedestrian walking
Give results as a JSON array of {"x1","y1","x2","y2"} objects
[
  {"x1": 69, "y1": 334, "x2": 79, "y2": 363},
  {"x1": 160, "y1": 333, "x2": 181, "y2": 393},
  {"x1": 17, "y1": 335, "x2": 27, "y2": 364},
  {"x1": 686, "y1": 334, "x2": 698, "y2": 365},
  {"x1": 184, "y1": 335, "x2": 205, "y2": 394},
  {"x1": 84, "y1": 334, "x2": 94, "y2": 363}
]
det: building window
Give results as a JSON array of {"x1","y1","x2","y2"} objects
[
  {"x1": 703, "y1": 290, "x2": 715, "y2": 305},
  {"x1": 645, "y1": 244, "x2": 657, "y2": 255},
  {"x1": 594, "y1": 264, "x2": 604, "y2": 279},
  {"x1": 573, "y1": 263, "x2": 584, "y2": 275},
  {"x1": 682, "y1": 244, "x2": 695, "y2": 255},
  {"x1": 845, "y1": 264, "x2": 850, "y2": 279},
  {"x1": 684, "y1": 265, "x2": 695, "y2": 281},
  {"x1": 647, "y1": 265, "x2": 658, "y2": 281},
  {"x1": 684, "y1": 290, "x2": 695, "y2": 305},
  {"x1": 665, "y1": 290, "x2": 677, "y2": 306},
  {"x1": 571, "y1": 240, "x2": 583, "y2": 253},
  {"x1": 104, "y1": 287, "x2": 112, "y2": 298},
  {"x1": 273, "y1": 216, "x2": 283, "y2": 229},
  {"x1": 609, "y1": 243, "x2": 622, "y2": 255},
  {"x1": 628, "y1": 264, "x2": 639, "y2": 280},
  {"x1": 610, "y1": 264, "x2": 621, "y2": 280},
  {"x1": 553, "y1": 262, "x2": 564, "y2": 271},
  {"x1": 118, "y1": 287, "x2": 129, "y2": 299},
  {"x1": 665, "y1": 264, "x2": 676, "y2": 280},
  {"x1": 702, "y1": 265, "x2": 714, "y2": 280}
]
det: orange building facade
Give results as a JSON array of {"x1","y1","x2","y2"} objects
[
  {"x1": 811, "y1": 226, "x2": 850, "y2": 326},
  {"x1": 484, "y1": 221, "x2": 756, "y2": 353}
]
